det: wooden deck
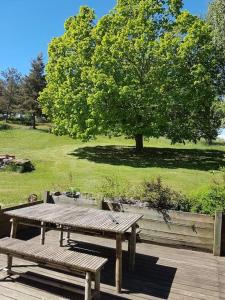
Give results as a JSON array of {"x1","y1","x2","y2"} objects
[{"x1": 0, "y1": 229, "x2": 225, "y2": 300}]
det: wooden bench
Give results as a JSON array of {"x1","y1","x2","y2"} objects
[{"x1": 0, "y1": 237, "x2": 107, "y2": 300}]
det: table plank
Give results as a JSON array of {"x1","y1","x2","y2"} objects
[{"x1": 5, "y1": 204, "x2": 143, "y2": 234}]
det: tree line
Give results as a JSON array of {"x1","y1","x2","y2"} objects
[{"x1": 0, "y1": 54, "x2": 46, "y2": 129}]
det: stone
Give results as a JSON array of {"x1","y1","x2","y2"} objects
[{"x1": 0, "y1": 155, "x2": 34, "y2": 173}]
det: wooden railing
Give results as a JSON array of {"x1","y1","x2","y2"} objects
[
  {"x1": 0, "y1": 193, "x2": 224, "y2": 256},
  {"x1": 0, "y1": 201, "x2": 43, "y2": 238},
  {"x1": 103, "y1": 200, "x2": 224, "y2": 255}
]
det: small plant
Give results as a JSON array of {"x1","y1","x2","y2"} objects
[
  {"x1": 98, "y1": 175, "x2": 128, "y2": 200},
  {"x1": 66, "y1": 186, "x2": 80, "y2": 198}
]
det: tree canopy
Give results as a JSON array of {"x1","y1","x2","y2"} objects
[{"x1": 40, "y1": 0, "x2": 224, "y2": 151}]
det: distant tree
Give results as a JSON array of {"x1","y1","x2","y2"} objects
[
  {"x1": 207, "y1": 0, "x2": 225, "y2": 136},
  {"x1": 0, "y1": 68, "x2": 21, "y2": 122},
  {"x1": 0, "y1": 80, "x2": 4, "y2": 114},
  {"x1": 207, "y1": 0, "x2": 225, "y2": 94},
  {"x1": 21, "y1": 54, "x2": 46, "y2": 129},
  {"x1": 207, "y1": 0, "x2": 225, "y2": 55},
  {"x1": 158, "y1": 12, "x2": 225, "y2": 144}
]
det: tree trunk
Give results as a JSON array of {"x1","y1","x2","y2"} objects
[
  {"x1": 32, "y1": 113, "x2": 36, "y2": 129},
  {"x1": 207, "y1": 138, "x2": 213, "y2": 145},
  {"x1": 135, "y1": 134, "x2": 143, "y2": 152},
  {"x1": 5, "y1": 110, "x2": 9, "y2": 123}
]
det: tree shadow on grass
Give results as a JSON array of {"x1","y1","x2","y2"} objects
[{"x1": 70, "y1": 145, "x2": 225, "y2": 171}]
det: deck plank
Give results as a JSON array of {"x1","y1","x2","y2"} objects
[{"x1": 0, "y1": 230, "x2": 225, "y2": 299}]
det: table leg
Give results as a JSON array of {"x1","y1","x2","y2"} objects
[
  {"x1": 8, "y1": 219, "x2": 17, "y2": 275},
  {"x1": 85, "y1": 271, "x2": 91, "y2": 300},
  {"x1": 40, "y1": 221, "x2": 46, "y2": 245},
  {"x1": 10, "y1": 218, "x2": 17, "y2": 238},
  {"x1": 7, "y1": 254, "x2": 12, "y2": 275},
  {"x1": 59, "y1": 225, "x2": 63, "y2": 247},
  {"x1": 128, "y1": 224, "x2": 136, "y2": 271},
  {"x1": 116, "y1": 233, "x2": 122, "y2": 293}
]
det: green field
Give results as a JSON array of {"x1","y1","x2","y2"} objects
[{"x1": 0, "y1": 124, "x2": 225, "y2": 207}]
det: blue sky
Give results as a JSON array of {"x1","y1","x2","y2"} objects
[{"x1": 0, "y1": 0, "x2": 210, "y2": 75}]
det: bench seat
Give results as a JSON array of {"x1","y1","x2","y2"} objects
[{"x1": 0, "y1": 237, "x2": 107, "y2": 300}]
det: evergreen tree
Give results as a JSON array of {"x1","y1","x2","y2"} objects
[
  {"x1": 21, "y1": 54, "x2": 46, "y2": 129},
  {"x1": 0, "y1": 68, "x2": 21, "y2": 122}
]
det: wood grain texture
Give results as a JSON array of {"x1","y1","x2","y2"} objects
[
  {"x1": 5, "y1": 203, "x2": 143, "y2": 234},
  {"x1": 121, "y1": 205, "x2": 215, "y2": 252},
  {"x1": 0, "y1": 237, "x2": 107, "y2": 273},
  {"x1": 213, "y1": 210, "x2": 222, "y2": 256},
  {"x1": 0, "y1": 230, "x2": 225, "y2": 300}
]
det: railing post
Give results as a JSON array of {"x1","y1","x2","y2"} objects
[
  {"x1": 213, "y1": 210, "x2": 223, "y2": 256},
  {"x1": 43, "y1": 191, "x2": 50, "y2": 203}
]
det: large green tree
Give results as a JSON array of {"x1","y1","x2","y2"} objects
[
  {"x1": 88, "y1": 0, "x2": 185, "y2": 151},
  {"x1": 40, "y1": 1, "x2": 223, "y2": 151},
  {"x1": 40, "y1": 2, "x2": 183, "y2": 151},
  {"x1": 20, "y1": 54, "x2": 46, "y2": 129}
]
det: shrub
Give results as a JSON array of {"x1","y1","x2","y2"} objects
[
  {"x1": 98, "y1": 175, "x2": 191, "y2": 213},
  {"x1": 192, "y1": 177, "x2": 225, "y2": 215},
  {"x1": 8, "y1": 114, "x2": 32, "y2": 126},
  {"x1": 141, "y1": 177, "x2": 191, "y2": 212},
  {"x1": 0, "y1": 122, "x2": 11, "y2": 130}
]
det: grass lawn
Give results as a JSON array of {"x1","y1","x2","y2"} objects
[{"x1": 0, "y1": 124, "x2": 225, "y2": 207}]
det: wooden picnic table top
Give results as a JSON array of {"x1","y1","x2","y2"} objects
[{"x1": 5, "y1": 203, "x2": 143, "y2": 234}]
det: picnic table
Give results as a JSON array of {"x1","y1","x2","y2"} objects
[{"x1": 5, "y1": 203, "x2": 143, "y2": 293}]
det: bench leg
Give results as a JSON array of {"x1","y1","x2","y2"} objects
[
  {"x1": 85, "y1": 272, "x2": 92, "y2": 300},
  {"x1": 59, "y1": 225, "x2": 63, "y2": 247},
  {"x1": 7, "y1": 255, "x2": 12, "y2": 275},
  {"x1": 116, "y1": 233, "x2": 122, "y2": 293},
  {"x1": 40, "y1": 221, "x2": 46, "y2": 245},
  {"x1": 94, "y1": 271, "x2": 100, "y2": 298},
  {"x1": 128, "y1": 224, "x2": 136, "y2": 271}
]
